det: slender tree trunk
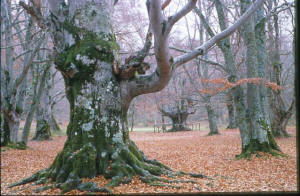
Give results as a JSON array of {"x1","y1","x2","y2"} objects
[
  {"x1": 161, "y1": 114, "x2": 166, "y2": 132},
  {"x1": 33, "y1": 71, "x2": 52, "y2": 140},
  {"x1": 204, "y1": 97, "x2": 219, "y2": 135},
  {"x1": 33, "y1": 106, "x2": 51, "y2": 141},
  {"x1": 49, "y1": 113, "x2": 61, "y2": 133},
  {"x1": 211, "y1": 0, "x2": 249, "y2": 148},
  {"x1": 226, "y1": 92, "x2": 237, "y2": 129}
]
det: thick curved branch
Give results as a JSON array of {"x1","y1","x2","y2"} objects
[
  {"x1": 120, "y1": 0, "x2": 173, "y2": 105},
  {"x1": 121, "y1": 0, "x2": 197, "y2": 104},
  {"x1": 174, "y1": 0, "x2": 265, "y2": 67}
]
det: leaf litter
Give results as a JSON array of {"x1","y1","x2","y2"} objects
[{"x1": 1, "y1": 128, "x2": 297, "y2": 195}]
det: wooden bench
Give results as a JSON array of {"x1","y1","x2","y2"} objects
[{"x1": 153, "y1": 122, "x2": 201, "y2": 132}]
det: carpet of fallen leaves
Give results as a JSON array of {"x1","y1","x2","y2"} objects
[{"x1": 1, "y1": 128, "x2": 298, "y2": 195}]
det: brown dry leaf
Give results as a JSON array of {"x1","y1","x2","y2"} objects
[{"x1": 1, "y1": 128, "x2": 297, "y2": 195}]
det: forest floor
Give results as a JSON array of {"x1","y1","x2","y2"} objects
[{"x1": 1, "y1": 127, "x2": 297, "y2": 195}]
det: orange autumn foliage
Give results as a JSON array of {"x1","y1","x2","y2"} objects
[{"x1": 199, "y1": 77, "x2": 282, "y2": 95}]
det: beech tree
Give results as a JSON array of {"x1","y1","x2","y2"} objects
[
  {"x1": 11, "y1": 0, "x2": 269, "y2": 193},
  {"x1": 159, "y1": 98, "x2": 195, "y2": 132}
]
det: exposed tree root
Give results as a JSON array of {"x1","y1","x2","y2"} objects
[
  {"x1": 235, "y1": 142, "x2": 287, "y2": 161},
  {"x1": 9, "y1": 141, "x2": 208, "y2": 193},
  {"x1": 9, "y1": 140, "x2": 210, "y2": 194},
  {"x1": 235, "y1": 118, "x2": 288, "y2": 160}
]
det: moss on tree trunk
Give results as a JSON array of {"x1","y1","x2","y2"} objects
[
  {"x1": 32, "y1": 120, "x2": 51, "y2": 141},
  {"x1": 235, "y1": 118, "x2": 283, "y2": 160}
]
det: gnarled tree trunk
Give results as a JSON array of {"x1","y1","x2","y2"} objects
[{"x1": 159, "y1": 101, "x2": 194, "y2": 132}]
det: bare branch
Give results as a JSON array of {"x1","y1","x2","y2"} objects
[
  {"x1": 13, "y1": 34, "x2": 45, "y2": 92},
  {"x1": 169, "y1": 46, "x2": 227, "y2": 72},
  {"x1": 174, "y1": 0, "x2": 265, "y2": 67},
  {"x1": 257, "y1": 1, "x2": 294, "y2": 25},
  {"x1": 165, "y1": 0, "x2": 197, "y2": 35}
]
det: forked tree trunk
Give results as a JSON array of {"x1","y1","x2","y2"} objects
[
  {"x1": 159, "y1": 104, "x2": 192, "y2": 132},
  {"x1": 11, "y1": 0, "x2": 272, "y2": 192},
  {"x1": 10, "y1": 1, "x2": 198, "y2": 192}
]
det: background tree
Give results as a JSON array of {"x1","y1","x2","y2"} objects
[{"x1": 266, "y1": 0, "x2": 295, "y2": 137}]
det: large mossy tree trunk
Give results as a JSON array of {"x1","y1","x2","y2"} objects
[{"x1": 10, "y1": 1, "x2": 205, "y2": 193}]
